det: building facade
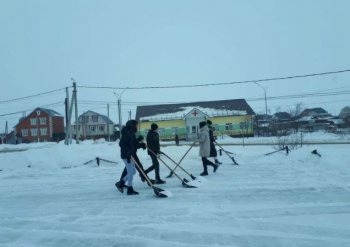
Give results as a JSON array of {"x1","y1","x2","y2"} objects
[
  {"x1": 15, "y1": 108, "x2": 64, "y2": 143},
  {"x1": 136, "y1": 99, "x2": 255, "y2": 141},
  {"x1": 73, "y1": 110, "x2": 116, "y2": 140}
]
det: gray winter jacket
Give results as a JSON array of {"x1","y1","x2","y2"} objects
[{"x1": 198, "y1": 125, "x2": 210, "y2": 157}]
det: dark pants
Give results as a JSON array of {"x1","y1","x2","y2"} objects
[
  {"x1": 209, "y1": 142, "x2": 217, "y2": 158},
  {"x1": 145, "y1": 154, "x2": 161, "y2": 180},
  {"x1": 201, "y1": 157, "x2": 215, "y2": 172}
]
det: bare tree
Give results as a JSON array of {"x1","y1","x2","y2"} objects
[
  {"x1": 287, "y1": 102, "x2": 305, "y2": 134},
  {"x1": 288, "y1": 102, "x2": 305, "y2": 118}
]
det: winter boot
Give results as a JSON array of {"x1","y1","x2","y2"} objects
[
  {"x1": 200, "y1": 163, "x2": 208, "y2": 176},
  {"x1": 200, "y1": 171, "x2": 208, "y2": 176},
  {"x1": 215, "y1": 159, "x2": 222, "y2": 165},
  {"x1": 208, "y1": 161, "x2": 218, "y2": 173},
  {"x1": 127, "y1": 186, "x2": 139, "y2": 195},
  {"x1": 115, "y1": 181, "x2": 125, "y2": 193},
  {"x1": 213, "y1": 164, "x2": 219, "y2": 173}
]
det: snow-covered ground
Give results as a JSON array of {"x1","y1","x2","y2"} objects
[{"x1": 1, "y1": 134, "x2": 350, "y2": 246}]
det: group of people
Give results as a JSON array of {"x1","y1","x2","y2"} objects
[{"x1": 115, "y1": 119, "x2": 221, "y2": 196}]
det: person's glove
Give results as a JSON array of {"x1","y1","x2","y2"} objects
[
  {"x1": 137, "y1": 135, "x2": 144, "y2": 141},
  {"x1": 140, "y1": 142, "x2": 147, "y2": 150}
]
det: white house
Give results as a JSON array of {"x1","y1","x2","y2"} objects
[{"x1": 73, "y1": 111, "x2": 116, "y2": 140}]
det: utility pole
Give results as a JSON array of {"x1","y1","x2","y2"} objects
[
  {"x1": 36, "y1": 109, "x2": 40, "y2": 142},
  {"x1": 107, "y1": 104, "x2": 110, "y2": 142},
  {"x1": 128, "y1": 110, "x2": 131, "y2": 120},
  {"x1": 254, "y1": 82, "x2": 268, "y2": 136},
  {"x1": 64, "y1": 87, "x2": 70, "y2": 145},
  {"x1": 254, "y1": 82, "x2": 268, "y2": 118},
  {"x1": 5, "y1": 121, "x2": 8, "y2": 134},
  {"x1": 72, "y1": 79, "x2": 79, "y2": 144},
  {"x1": 68, "y1": 86, "x2": 75, "y2": 144},
  {"x1": 114, "y1": 87, "x2": 129, "y2": 139},
  {"x1": 118, "y1": 98, "x2": 122, "y2": 139}
]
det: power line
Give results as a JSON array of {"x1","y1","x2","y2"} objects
[
  {"x1": 247, "y1": 89, "x2": 350, "y2": 102},
  {"x1": 0, "y1": 101, "x2": 64, "y2": 117},
  {"x1": 1, "y1": 69, "x2": 349, "y2": 105},
  {"x1": 0, "y1": 87, "x2": 67, "y2": 104},
  {"x1": 78, "y1": 69, "x2": 350, "y2": 90},
  {"x1": 76, "y1": 88, "x2": 350, "y2": 106},
  {"x1": 0, "y1": 110, "x2": 26, "y2": 117}
]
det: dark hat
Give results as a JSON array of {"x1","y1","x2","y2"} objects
[
  {"x1": 151, "y1": 123, "x2": 158, "y2": 130},
  {"x1": 126, "y1": 120, "x2": 138, "y2": 128},
  {"x1": 199, "y1": 121, "x2": 206, "y2": 129},
  {"x1": 206, "y1": 120, "x2": 212, "y2": 125},
  {"x1": 125, "y1": 119, "x2": 138, "y2": 133}
]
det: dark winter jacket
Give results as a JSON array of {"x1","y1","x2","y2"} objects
[
  {"x1": 146, "y1": 129, "x2": 160, "y2": 155},
  {"x1": 119, "y1": 120, "x2": 143, "y2": 160},
  {"x1": 208, "y1": 126, "x2": 217, "y2": 157}
]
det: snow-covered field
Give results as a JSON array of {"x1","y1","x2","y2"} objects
[{"x1": 1, "y1": 135, "x2": 350, "y2": 247}]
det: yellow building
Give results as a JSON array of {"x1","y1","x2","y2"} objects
[{"x1": 136, "y1": 99, "x2": 255, "y2": 141}]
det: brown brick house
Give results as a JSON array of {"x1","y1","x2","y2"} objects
[{"x1": 15, "y1": 108, "x2": 64, "y2": 143}]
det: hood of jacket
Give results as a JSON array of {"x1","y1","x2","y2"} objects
[
  {"x1": 122, "y1": 120, "x2": 138, "y2": 134},
  {"x1": 199, "y1": 125, "x2": 209, "y2": 133}
]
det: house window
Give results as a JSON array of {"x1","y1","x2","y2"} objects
[
  {"x1": 98, "y1": 125, "x2": 104, "y2": 131},
  {"x1": 225, "y1": 123, "x2": 232, "y2": 130},
  {"x1": 30, "y1": 118, "x2": 37, "y2": 126},
  {"x1": 89, "y1": 126, "x2": 96, "y2": 132},
  {"x1": 22, "y1": 129, "x2": 28, "y2": 136},
  {"x1": 91, "y1": 115, "x2": 98, "y2": 122},
  {"x1": 39, "y1": 117, "x2": 47, "y2": 125},
  {"x1": 191, "y1": 126, "x2": 197, "y2": 133},
  {"x1": 40, "y1": 128, "x2": 47, "y2": 136},
  {"x1": 31, "y1": 128, "x2": 38, "y2": 136},
  {"x1": 82, "y1": 116, "x2": 89, "y2": 123}
]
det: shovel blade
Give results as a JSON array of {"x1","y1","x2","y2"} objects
[
  {"x1": 153, "y1": 186, "x2": 168, "y2": 198},
  {"x1": 182, "y1": 178, "x2": 197, "y2": 188},
  {"x1": 232, "y1": 158, "x2": 239, "y2": 165}
]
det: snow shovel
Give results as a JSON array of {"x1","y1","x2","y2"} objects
[
  {"x1": 311, "y1": 149, "x2": 321, "y2": 157},
  {"x1": 264, "y1": 146, "x2": 290, "y2": 156},
  {"x1": 214, "y1": 141, "x2": 239, "y2": 165},
  {"x1": 147, "y1": 148, "x2": 197, "y2": 188},
  {"x1": 131, "y1": 156, "x2": 168, "y2": 198},
  {"x1": 161, "y1": 151, "x2": 197, "y2": 181},
  {"x1": 165, "y1": 141, "x2": 196, "y2": 178}
]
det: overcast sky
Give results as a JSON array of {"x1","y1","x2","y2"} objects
[{"x1": 1, "y1": 0, "x2": 350, "y2": 131}]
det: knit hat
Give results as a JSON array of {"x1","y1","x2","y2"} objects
[
  {"x1": 151, "y1": 123, "x2": 158, "y2": 130},
  {"x1": 206, "y1": 120, "x2": 212, "y2": 125},
  {"x1": 199, "y1": 121, "x2": 206, "y2": 129}
]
